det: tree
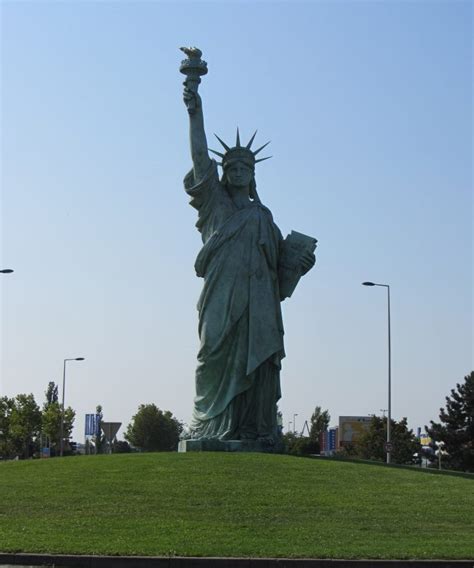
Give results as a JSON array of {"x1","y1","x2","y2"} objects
[
  {"x1": 345, "y1": 416, "x2": 421, "y2": 465},
  {"x1": 125, "y1": 404, "x2": 182, "y2": 451},
  {"x1": 309, "y1": 406, "x2": 330, "y2": 453},
  {"x1": 282, "y1": 432, "x2": 315, "y2": 456},
  {"x1": 42, "y1": 402, "x2": 75, "y2": 456},
  {"x1": 45, "y1": 382, "x2": 58, "y2": 405},
  {"x1": 9, "y1": 394, "x2": 42, "y2": 459},
  {"x1": 94, "y1": 404, "x2": 106, "y2": 454},
  {"x1": 0, "y1": 396, "x2": 15, "y2": 459},
  {"x1": 41, "y1": 382, "x2": 75, "y2": 456},
  {"x1": 426, "y1": 372, "x2": 474, "y2": 472}
]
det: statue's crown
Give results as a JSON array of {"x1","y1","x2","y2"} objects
[{"x1": 209, "y1": 129, "x2": 271, "y2": 170}]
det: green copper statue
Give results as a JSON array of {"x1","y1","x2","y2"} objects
[{"x1": 180, "y1": 47, "x2": 316, "y2": 446}]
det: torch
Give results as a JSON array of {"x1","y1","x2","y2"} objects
[{"x1": 179, "y1": 46, "x2": 208, "y2": 115}]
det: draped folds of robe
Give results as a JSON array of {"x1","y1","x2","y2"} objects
[{"x1": 184, "y1": 160, "x2": 285, "y2": 441}]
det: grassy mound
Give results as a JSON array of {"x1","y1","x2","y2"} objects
[{"x1": 0, "y1": 452, "x2": 473, "y2": 559}]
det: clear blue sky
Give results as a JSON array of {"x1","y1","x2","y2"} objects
[{"x1": 1, "y1": 1, "x2": 472, "y2": 441}]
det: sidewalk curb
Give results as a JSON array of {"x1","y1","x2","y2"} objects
[{"x1": 0, "y1": 555, "x2": 472, "y2": 567}]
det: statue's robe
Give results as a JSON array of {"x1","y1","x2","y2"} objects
[{"x1": 184, "y1": 161, "x2": 285, "y2": 440}]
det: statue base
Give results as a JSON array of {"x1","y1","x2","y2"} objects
[{"x1": 178, "y1": 439, "x2": 283, "y2": 454}]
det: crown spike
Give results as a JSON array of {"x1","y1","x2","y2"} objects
[
  {"x1": 255, "y1": 156, "x2": 272, "y2": 164},
  {"x1": 246, "y1": 130, "x2": 258, "y2": 149},
  {"x1": 209, "y1": 148, "x2": 225, "y2": 158},
  {"x1": 236, "y1": 127, "x2": 241, "y2": 147},
  {"x1": 214, "y1": 134, "x2": 230, "y2": 151},
  {"x1": 253, "y1": 141, "x2": 271, "y2": 156}
]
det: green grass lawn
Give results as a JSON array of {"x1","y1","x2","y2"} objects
[{"x1": 0, "y1": 452, "x2": 473, "y2": 559}]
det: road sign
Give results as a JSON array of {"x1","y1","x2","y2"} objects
[
  {"x1": 101, "y1": 422, "x2": 121, "y2": 443},
  {"x1": 384, "y1": 441, "x2": 393, "y2": 452}
]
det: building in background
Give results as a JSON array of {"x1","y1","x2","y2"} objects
[
  {"x1": 320, "y1": 426, "x2": 339, "y2": 455},
  {"x1": 338, "y1": 416, "x2": 372, "y2": 448}
]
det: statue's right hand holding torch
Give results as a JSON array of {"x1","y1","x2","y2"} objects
[
  {"x1": 179, "y1": 46, "x2": 211, "y2": 178},
  {"x1": 180, "y1": 47, "x2": 207, "y2": 116},
  {"x1": 183, "y1": 84, "x2": 201, "y2": 115}
]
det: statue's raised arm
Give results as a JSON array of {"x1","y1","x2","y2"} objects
[{"x1": 180, "y1": 47, "x2": 211, "y2": 181}]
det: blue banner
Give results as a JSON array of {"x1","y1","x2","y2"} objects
[{"x1": 85, "y1": 413, "x2": 100, "y2": 436}]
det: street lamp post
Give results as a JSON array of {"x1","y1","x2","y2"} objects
[
  {"x1": 362, "y1": 281, "x2": 392, "y2": 464},
  {"x1": 293, "y1": 413, "x2": 298, "y2": 435},
  {"x1": 59, "y1": 357, "x2": 85, "y2": 457}
]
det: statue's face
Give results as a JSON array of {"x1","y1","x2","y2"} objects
[{"x1": 225, "y1": 161, "x2": 253, "y2": 189}]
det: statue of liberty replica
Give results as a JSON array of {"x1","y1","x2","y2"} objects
[{"x1": 179, "y1": 47, "x2": 317, "y2": 450}]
